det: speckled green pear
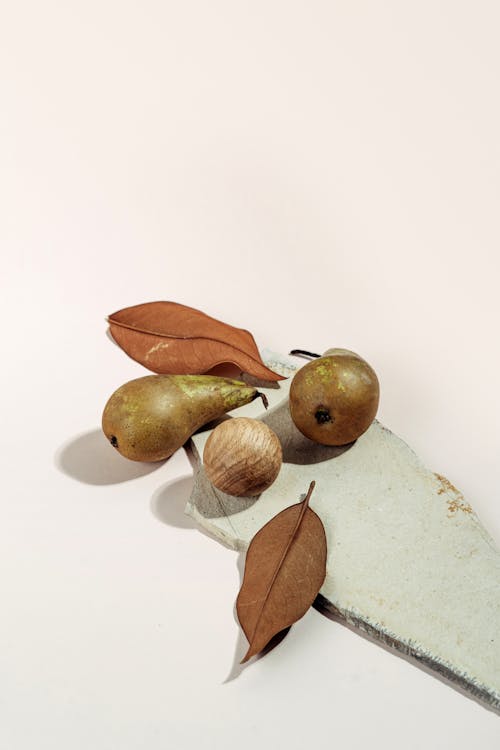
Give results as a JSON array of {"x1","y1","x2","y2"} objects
[
  {"x1": 102, "y1": 374, "x2": 266, "y2": 462},
  {"x1": 289, "y1": 351, "x2": 379, "y2": 446},
  {"x1": 322, "y1": 347, "x2": 361, "y2": 358}
]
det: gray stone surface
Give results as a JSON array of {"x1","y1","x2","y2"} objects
[{"x1": 186, "y1": 351, "x2": 500, "y2": 712}]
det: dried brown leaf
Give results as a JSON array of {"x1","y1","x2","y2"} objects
[
  {"x1": 107, "y1": 301, "x2": 285, "y2": 382},
  {"x1": 236, "y1": 481, "x2": 327, "y2": 662}
]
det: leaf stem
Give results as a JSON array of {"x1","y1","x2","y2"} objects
[{"x1": 303, "y1": 480, "x2": 315, "y2": 507}]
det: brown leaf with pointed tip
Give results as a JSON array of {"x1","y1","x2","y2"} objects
[
  {"x1": 236, "y1": 481, "x2": 327, "y2": 662},
  {"x1": 107, "y1": 301, "x2": 285, "y2": 382}
]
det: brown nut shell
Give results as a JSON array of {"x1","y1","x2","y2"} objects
[{"x1": 203, "y1": 417, "x2": 282, "y2": 497}]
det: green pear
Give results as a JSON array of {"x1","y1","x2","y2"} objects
[
  {"x1": 102, "y1": 374, "x2": 268, "y2": 462},
  {"x1": 289, "y1": 351, "x2": 379, "y2": 446},
  {"x1": 322, "y1": 347, "x2": 361, "y2": 358}
]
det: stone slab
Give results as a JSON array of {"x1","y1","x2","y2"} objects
[{"x1": 185, "y1": 351, "x2": 500, "y2": 712}]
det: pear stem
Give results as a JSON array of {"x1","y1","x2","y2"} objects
[
  {"x1": 255, "y1": 391, "x2": 269, "y2": 409},
  {"x1": 289, "y1": 349, "x2": 321, "y2": 359}
]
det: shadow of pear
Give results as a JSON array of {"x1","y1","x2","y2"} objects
[{"x1": 55, "y1": 429, "x2": 162, "y2": 485}]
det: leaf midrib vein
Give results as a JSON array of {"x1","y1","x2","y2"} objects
[{"x1": 247, "y1": 481, "x2": 316, "y2": 647}]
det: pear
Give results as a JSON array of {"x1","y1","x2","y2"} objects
[
  {"x1": 102, "y1": 374, "x2": 268, "y2": 462},
  {"x1": 289, "y1": 351, "x2": 379, "y2": 446},
  {"x1": 322, "y1": 347, "x2": 361, "y2": 358}
]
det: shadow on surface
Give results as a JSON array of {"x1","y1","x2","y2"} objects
[
  {"x1": 203, "y1": 363, "x2": 282, "y2": 390},
  {"x1": 313, "y1": 595, "x2": 500, "y2": 717},
  {"x1": 151, "y1": 475, "x2": 196, "y2": 530},
  {"x1": 191, "y1": 467, "x2": 262, "y2": 519},
  {"x1": 261, "y1": 400, "x2": 355, "y2": 464},
  {"x1": 106, "y1": 328, "x2": 119, "y2": 346},
  {"x1": 150, "y1": 473, "x2": 233, "y2": 548},
  {"x1": 55, "y1": 429, "x2": 162, "y2": 485}
]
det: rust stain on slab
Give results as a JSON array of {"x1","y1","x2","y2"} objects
[{"x1": 435, "y1": 472, "x2": 473, "y2": 517}]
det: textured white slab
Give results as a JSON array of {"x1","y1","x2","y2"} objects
[{"x1": 186, "y1": 352, "x2": 500, "y2": 712}]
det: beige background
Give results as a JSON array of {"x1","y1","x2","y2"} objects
[{"x1": 1, "y1": 2, "x2": 499, "y2": 748}]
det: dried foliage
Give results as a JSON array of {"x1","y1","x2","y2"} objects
[
  {"x1": 107, "y1": 301, "x2": 284, "y2": 382},
  {"x1": 237, "y1": 481, "x2": 327, "y2": 662}
]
